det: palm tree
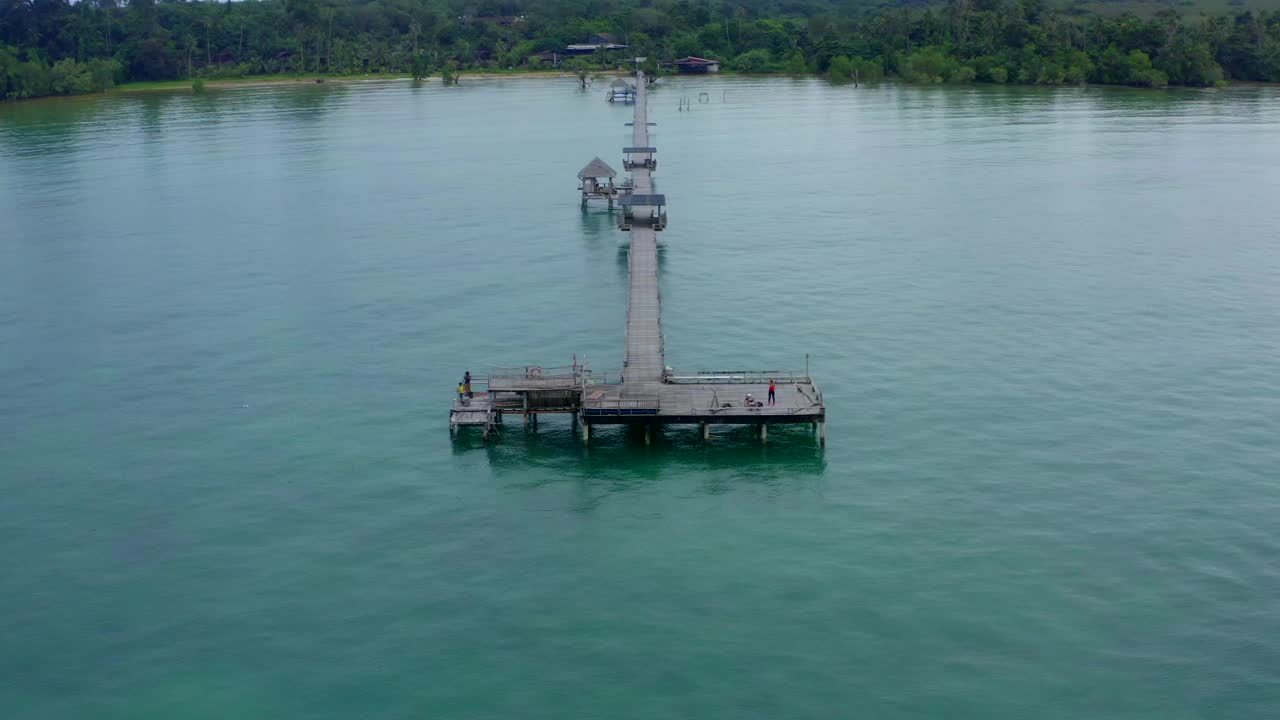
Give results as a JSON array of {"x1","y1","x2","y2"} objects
[{"x1": 183, "y1": 33, "x2": 196, "y2": 78}]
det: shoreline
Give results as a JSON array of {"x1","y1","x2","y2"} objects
[
  {"x1": 112, "y1": 71, "x2": 1280, "y2": 94},
  {"x1": 4, "y1": 70, "x2": 1273, "y2": 104}
]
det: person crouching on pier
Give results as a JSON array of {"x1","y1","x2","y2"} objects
[{"x1": 457, "y1": 381, "x2": 467, "y2": 405}]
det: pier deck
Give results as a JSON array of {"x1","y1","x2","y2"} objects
[
  {"x1": 583, "y1": 382, "x2": 823, "y2": 424},
  {"x1": 450, "y1": 394, "x2": 497, "y2": 439},
  {"x1": 621, "y1": 77, "x2": 664, "y2": 393}
]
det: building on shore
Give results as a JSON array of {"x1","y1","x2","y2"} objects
[
  {"x1": 673, "y1": 57, "x2": 720, "y2": 74},
  {"x1": 564, "y1": 34, "x2": 629, "y2": 56},
  {"x1": 529, "y1": 50, "x2": 560, "y2": 67}
]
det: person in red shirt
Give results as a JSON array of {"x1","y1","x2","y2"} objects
[{"x1": 768, "y1": 381, "x2": 776, "y2": 406}]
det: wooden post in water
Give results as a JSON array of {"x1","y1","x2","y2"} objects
[
  {"x1": 701, "y1": 423, "x2": 709, "y2": 441},
  {"x1": 761, "y1": 423, "x2": 768, "y2": 443}
]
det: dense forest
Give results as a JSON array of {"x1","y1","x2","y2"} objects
[{"x1": 2, "y1": 0, "x2": 1279, "y2": 100}]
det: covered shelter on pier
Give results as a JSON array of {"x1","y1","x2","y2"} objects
[
  {"x1": 622, "y1": 146, "x2": 656, "y2": 171},
  {"x1": 617, "y1": 193, "x2": 666, "y2": 231}
]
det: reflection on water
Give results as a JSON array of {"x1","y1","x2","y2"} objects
[
  {"x1": 453, "y1": 415, "x2": 827, "y2": 504},
  {"x1": 578, "y1": 206, "x2": 615, "y2": 237}
]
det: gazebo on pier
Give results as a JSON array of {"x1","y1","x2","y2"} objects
[
  {"x1": 578, "y1": 157, "x2": 619, "y2": 207},
  {"x1": 607, "y1": 78, "x2": 636, "y2": 103}
]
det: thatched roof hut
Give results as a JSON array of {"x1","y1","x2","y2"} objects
[{"x1": 577, "y1": 157, "x2": 617, "y2": 180}]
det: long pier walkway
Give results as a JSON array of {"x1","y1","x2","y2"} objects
[
  {"x1": 451, "y1": 71, "x2": 826, "y2": 445},
  {"x1": 621, "y1": 77, "x2": 663, "y2": 393}
]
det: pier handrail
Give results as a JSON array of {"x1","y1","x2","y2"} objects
[
  {"x1": 583, "y1": 373, "x2": 622, "y2": 385},
  {"x1": 702, "y1": 403, "x2": 818, "y2": 416},
  {"x1": 583, "y1": 396, "x2": 661, "y2": 410},
  {"x1": 488, "y1": 364, "x2": 582, "y2": 380},
  {"x1": 669, "y1": 372, "x2": 811, "y2": 385}
]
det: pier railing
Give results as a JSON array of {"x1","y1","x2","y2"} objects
[
  {"x1": 668, "y1": 371, "x2": 812, "y2": 385},
  {"x1": 488, "y1": 365, "x2": 582, "y2": 380},
  {"x1": 582, "y1": 395, "x2": 661, "y2": 415},
  {"x1": 583, "y1": 373, "x2": 622, "y2": 385}
]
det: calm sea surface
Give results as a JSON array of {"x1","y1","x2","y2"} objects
[{"x1": 2, "y1": 77, "x2": 1279, "y2": 719}]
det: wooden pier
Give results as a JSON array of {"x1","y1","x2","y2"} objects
[{"x1": 451, "y1": 71, "x2": 826, "y2": 445}]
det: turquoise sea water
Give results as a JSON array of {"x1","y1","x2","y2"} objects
[{"x1": 2, "y1": 77, "x2": 1279, "y2": 718}]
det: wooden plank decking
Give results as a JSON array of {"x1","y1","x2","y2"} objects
[{"x1": 620, "y1": 75, "x2": 664, "y2": 401}]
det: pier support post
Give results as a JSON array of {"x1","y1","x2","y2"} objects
[
  {"x1": 760, "y1": 423, "x2": 768, "y2": 443},
  {"x1": 701, "y1": 423, "x2": 709, "y2": 441},
  {"x1": 644, "y1": 423, "x2": 651, "y2": 446},
  {"x1": 582, "y1": 421, "x2": 590, "y2": 444},
  {"x1": 818, "y1": 420, "x2": 826, "y2": 446}
]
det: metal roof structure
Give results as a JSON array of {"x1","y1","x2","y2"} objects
[
  {"x1": 623, "y1": 146, "x2": 657, "y2": 154},
  {"x1": 620, "y1": 194, "x2": 665, "y2": 207}
]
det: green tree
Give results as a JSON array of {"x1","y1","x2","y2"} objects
[
  {"x1": 411, "y1": 51, "x2": 430, "y2": 81},
  {"x1": 827, "y1": 55, "x2": 854, "y2": 82},
  {"x1": 1095, "y1": 45, "x2": 1131, "y2": 85},
  {"x1": 441, "y1": 60, "x2": 458, "y2": 86},
  {"x1": 732, "y1": 48, "x2": 770, "y2": 73},
  {"x1": 1158, "y1": 39, "x2": 1223, "y2": 87},
  {"x1": 88, "y1": 59, "x2": 118, "y2": 92},
  {"x1": 1126, "y1": 49, "x2": 1167, "y2": 87},
  {"x1": 784, "y1": 49, "x2": 806, "y2": 75},
  {"x1": 565, "y1": 57, "x2": 592, "y2": 88}
]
